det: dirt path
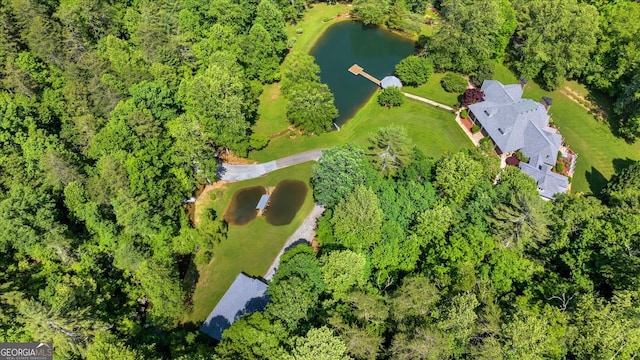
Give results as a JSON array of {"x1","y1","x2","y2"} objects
[
  {"x1": 560, "y1": 86, "x2": 606, "y2": 120},
  {"x1": 560, "y1": 88, "x2": 591, "y2": 112}
]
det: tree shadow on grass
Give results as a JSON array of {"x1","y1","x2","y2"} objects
[
  {"x1": 585, "y1": 166, "x2": 608, "y2": 196},
  {"x1": 178, "y1": 253, "x2": 200, "y2": 308},
  {"x1": 612, "y1": 158, "x2": 637, "y2": 175}
]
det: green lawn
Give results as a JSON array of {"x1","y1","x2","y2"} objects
[
  {"x1": 185, "y1": 162, "x2": 315, "y2": 324},
  {"x1": 253, "y1": 83, "x2": 289, "y2": 138},
  {"x1": 403, "y1": 72, "x2": 461, "y2": 108},
  {"x1": 252, "y1": 4, "x2": 350, "y2": 139},
  {"x1": 250, "y1": 94, "x2": 473, "y2": 163},
  {"x1": 492, "y1": 64, "x2": 640, "y2": 194},
  {"x1": 286, "y1": 3, "x2": 350, "y2": 55}
]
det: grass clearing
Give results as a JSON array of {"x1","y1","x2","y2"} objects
[
  {"x1": 492, "y1": 64, "x2": 640, "y2": 194},
  {"x1": 254, "y1": 83, "x2": 289, "y2": 138},
  {"x1": 253, "y1": 4, "x2": 350, "y2": 139},
  {"x1": 403, "y1": 72, "x2": 461, "y2": 108},
  {"x1": 185, "y1": 162, "x2": 315, "y2": 324},
  {"x1": 250, "y1": 93, "x2": 473, "y2": 162},
  {"x1": 286, "y1": 4, "x2": 350, "y2": 55}
]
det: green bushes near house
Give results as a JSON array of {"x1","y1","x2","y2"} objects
[
  {"x1": 515, "y1": 149, "x2": 530, "y2": 163},
  {"x1": 461, "y1": 109, "x2": 468, "y2": 118},
  {"x1": 378, "y1": 87, "x2": 405, "y2": 107},
  {"x1": 471, "y1": 125, "x2": 480, "y2": 133},
  {"x1": 441, "y1": 72, "x2": 468, "y2": 93},
  {"x1": 556, "y1": 161, "x2": 565, "y2": 173}
]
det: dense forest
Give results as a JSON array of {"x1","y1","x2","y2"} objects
[
  {"x1": 0, "y1": 0, "x2": 638, "y2": 358},
  {"x1": 217, "y1": 139, "x2": 640, "y2": 359}
]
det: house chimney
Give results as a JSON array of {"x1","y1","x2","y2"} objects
[
  {"x1": 519, "y1": 77, "x2": 528, "y2": 89},
  {"x1": 541, "y1": 96, "x2": 553, "y2": 110}
]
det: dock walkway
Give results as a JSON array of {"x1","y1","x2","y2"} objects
[{"x1": 348, "y1": 64, "x2": 381, "y2": 86}]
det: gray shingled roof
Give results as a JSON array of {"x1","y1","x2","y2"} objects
[
  {"x1": 200, "y1": 273, "x2": 269, "y2": 341},
  {"x1": 256, "y1": 194, "x2": 270, "y2": 211},
  {"x1": 469, "y1": 80, "x2": 569, "y2": 198},
  {"x1": 468, "y1": 81, "x2": 561, "y2": 167},
  {"x1": 519, "y1": 162, "x2": 569, "y2": 199},
  {"x1": 381, "y1": 76, "x2": 402, "y2": 89}
]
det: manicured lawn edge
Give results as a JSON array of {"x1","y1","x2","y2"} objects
[{"x1": 186, "y1": 162, "x2": 315, "y2": 323}]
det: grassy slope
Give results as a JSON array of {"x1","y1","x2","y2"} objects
[
  {"x1": 492, "y1": 64, "x2": 640, "y2": 194},
  {"x1": 186, "y1": 162, "x2": 315, "y2": 323},
  {"x1": 253, "y1": 83, "x2": 289, "y2": 138},
  {"x1": 253, "y1": 4, "x2": 350, "y2": 139},
  {"x1": 251, "y1": 5, "x2": 470, "y2": 162},
  {"x1": 403, "y1": 72, "x2": 460, "y2": 108},
  {"x1": 250, "y1": 94, "x2": 473, "y2": 162}
]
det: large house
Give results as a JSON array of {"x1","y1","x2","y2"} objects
[{"x1": 468, "y1": 80, "x2": 569, "y2": 199}]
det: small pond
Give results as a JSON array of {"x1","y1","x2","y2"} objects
[
  {"x1": 265, "y1": 180, "x2": 308, "y2": 226},
  {"x1": 310, "y1": 21, "x2": 415, "y2": 126},
  {"x1": 223, "y1": 186, "x2": 266, "y2": 226}
]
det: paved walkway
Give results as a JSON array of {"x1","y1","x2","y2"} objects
[
  {"x1": 264, "y1": 204, "x2": 325, "y2": 280},
  {"x1": 403, "y1": 92, "x2": 456, "y2": 112},
  {"x1": 454, "y1": 111, "x2": 483, "y2": 146},
  {"x1": 218, "y1": 149, "x2": 323, "y2": 181}
]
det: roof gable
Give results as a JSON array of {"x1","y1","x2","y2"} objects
[
  {"x1": 519, "y1": 162, "x2": 569, "y2": 199},
  {"x1": 200, "y1": 273, "x2": 269, "y2": 340}
]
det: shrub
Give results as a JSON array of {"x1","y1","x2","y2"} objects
[
  {"x1": 287, "y1": 37, "x2": 297, "y2": 48},
  {"x1": 441, "y1": 72, "x2": 468, "y2": 93},
  {"x1": 395, "y1": 56, "x2": 434, "y2": 86},
  {"x1": 556, "y1": 161, "x2": 565, "y2": 173},
  {"x1": 461, "y1": 88, "x2": 485, "y2": 106},
  {"x1": 479, "y1": 137, "x2": 494, "y2": 153},
  {"x1": 377, "y1": 87, "x2": 405, "y2": 107},
  {"x1": 461, "y1": 109, "x2": 468, "y2": 118},
  {"x1": 471, "y1": 125, "x2": 480, "y2": 133},
  {"x1": 296, "y1": 28, "x2": 304, "y2": 34},
  {"x1": 250, "y1": 133, "x2": 269, "y2": 150},
  {"x1": 557, "y1": 151, "x2": 563, "y2": 160},
  {"x1": 515, "y1": 150, "x2": 530, "y2": 163}
]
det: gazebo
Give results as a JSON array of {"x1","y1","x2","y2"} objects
[{"x1": 381, "y1": 76, "x2": 402, "y2": 89}]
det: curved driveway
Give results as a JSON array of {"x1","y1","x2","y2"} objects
[{"x1": 217, "y1": 149, "x2": 323, "y2": 181}]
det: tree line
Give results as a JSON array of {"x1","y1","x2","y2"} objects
[{"x1": 216, "y1": 129, "x2": 640, "y2": 359}]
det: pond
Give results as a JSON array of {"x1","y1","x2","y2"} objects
[
  {"x1": 310, "y1": 21, "x2": 415, "y2": 126},
  {"x1": 223, "y1": 186, "x2": 266, "y2": 226},
  {"x1": 265, "y1": 180, "x2": 308, "y2": 226}
]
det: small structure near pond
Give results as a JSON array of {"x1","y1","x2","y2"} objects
[
  {"x1": 348, "y1": 64, "x2": 381, "y2": 86},
  {"x1": 223, "y1": 186, "x2": 266, "y2": 225},
  {"x1": 200, "y1": 273, "x2": 269, "y2": 341},
  {"x1": 381, "y1": 76, "x2": 402, "y2": 89},
  {"x1": 256, "y1": 194, "x2": 270, "y2": 211}
]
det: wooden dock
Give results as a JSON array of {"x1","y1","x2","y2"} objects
[{"x1": 348, "y1": 64, "x2": 381, "y2": 86}]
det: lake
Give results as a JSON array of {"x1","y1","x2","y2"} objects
[{"x1": 310, "y1": 21, "x2": 415, "y2": 126}]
